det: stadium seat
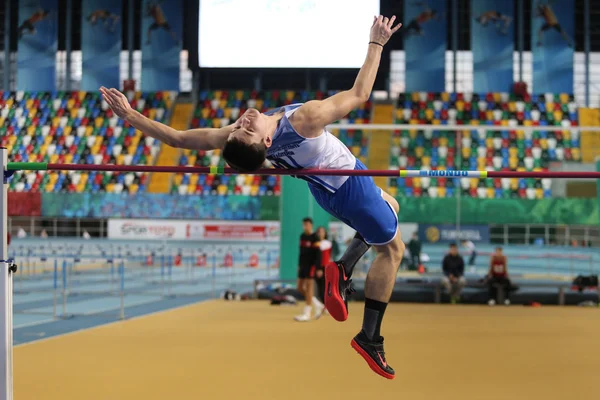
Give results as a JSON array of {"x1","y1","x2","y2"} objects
[
  {"x1": 4, "y1": 90, "x2": 175, "y2": 193},
  {"x1": 388, "y1": 92, "x2": 581, "y2": 198}
]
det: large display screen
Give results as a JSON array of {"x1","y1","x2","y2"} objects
[{"x1": 198, "y1": 0, "x2": 380, "y2": 68}]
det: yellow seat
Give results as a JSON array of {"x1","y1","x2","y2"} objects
[
  {"x1": 508, "y1": 102, "x2": 516, "y2": 112},
  {"x1": 470, "y1": 179, "x2": 478, "y2": 189},
  {"x1": 244, "y1": 176, "x2": 253, "y2": 185},
  {"x1": 486, "y1": 111, "x2": 493, "y2": 120},
  {"x1": 64, "y1": 154, "x2": 73, "y2": 163},
  {"x1": 52, "y1": 117, "x2": 60, "y2": 128},
  {"x1": 148, "y1": 109, "x2": 157, "y2": 120},
  {"x1": 509, "y1": 158, "x2": 518, "y2": 169},
  {"x1": 28, "y1": 154, "x2": 38, "y2": 162},
  {"x1": 201, "y1": 108, "x2": 210, "y2": 118},
  {"x1": 395, "y1": 109, "x2": 404, "y2": 119},
  {"x1": 146, "y1": 157, "x2": 153, "y2": 165},
  {"x1": 388, "y1": 186, "x2": 398, "y2": 197},
  {"x1": 187, "y1": 155, "x2": 197, "y2": 165},
  {"x1": 523, "y1": 120, "x2": 532, "y2": 127},
  {"x1": 540, "y1": 138, "x2": 548, "y2": 150},
  {"x1": 94, "y1": 117, "x2": 104, "y2": 128},
  {"x1": 76, "y1": 182, "x2": 85, "y2": 192},
  {"x1": 432, "y1": 119, "x2": 441, "y2": 125},
  {"x1": 413, "y1": 178, "x2": 421, "y2": 188},
  {"x1": 67, "y1": 99, "x2": 75, "y2": 109},
  {"x1": 212, "y1": 119, "x2": 222, "y2": 128},
  {"x1": 411, "y1": 92, "x2": 420, "y2": 102},
  {"x1": 559, "y1": 93, "x2": 569, "y2": 104},
  {"x1": 510, "y1": 178, "x2": 518, "y2": 190},
  {"x1": 85, "y1": 126, "x2": 93, "y2": 135},
  {"x1": 509, "y1": 148, "x2": 518, "y2": 158},
  {"x1": 219, "y1": 99, "x2": 227, "y2": 109},
  {"x1": 425, "y1": 109, "x2": 434, "y2": 120},
  {"x1": 500, "y1": 120, "x2": 508, "y2": 126},
  {"x1": 214, "y1": 90, "x2": 222, "y2": 99},
  {"x1": 217, "y1": 185, "x2": 228, "y2": 195},
  {"x1": 437, "y1": 187, "x2": 446, "y2": 197},
  {"x1": 441, "y1": 92, "x2": 450, "y2": 102},
  {"x1": 440, "y1": 137, "x2": 448, "y2": 146},
  {"x1": 286, "y1": 91, "x2": 295, "y2": 101},
  {"x1": 70, "y1": 109, "x2": 78, "y2": 118},
  {"x1": 45, "y1": 183, "x2": 54, "y2": 192},
  {"x1": 255, "y1": 99, "x2": 264, "y2": 110},
  {"x1": 128, "y1": 145, "x2": 137, "y2": 155},
  {"x1": 493, "y1": 93, "x2": 501, "y2": 102},
  {"x1": 250, "y1": 185, "x2": 259, "y2": 196},
  {"x1": 409, "y1": 118, "x2": 419, "y2": 125},
  {"x1": 50, "y1": 154, "x2": 59, "y2": 163},
  {"x1": 535, "y1": 188, "x2": 544, "y2": 199},
  {"x1": 421, "y1": 156, "x2": 431, "y2": 167},
  {"x1": 29, "y1": 108, "x2": 37, "y2": 118},
  {"x1": 117, "y1": 155, "x2": 125, "y2": 164},
  {"x1": 571, "y1": 148, "x2": 581, "y2": 160},
  {"x1": 106, "y1": 183, "x2": 115, "y2": 193},
  {"x1": 351, "y1": 146, "x2": 361, "y2": 156},
  {"x1": 437, "y1": 166, "x2": 446, "y2": 171},
  {"x1": 553, "y1": 110, "x2": 563, "y2": 121},
  {"x1": 486, "y1": 188, "x2": 495, "y2": 198},
  {"x1": 563, "y1": 130, "x2": 571, "y2": 140},
  {"x1": 129, "y1": 184, "x2": 139, "y2": 194},
  {"x1": 485, "y1": 137, "x2": 493, "y2": 148},
  {"x1": 235, "y1": 90, "x2": 244, "y2": 100},
  {"x1": 470, "y1": 120, "x2": 480, "y2": 126},
  {"x1": 456, "y1": 101, "x2": 464, "y2": 112},
  {"x1": 174, "y1": 174, "x2": 183, "y2": 185},
  {"x1": 409, "y1": 130, "x2": 418, "y2": 139},
  {"x1": 516, "y1": 130, "x2": 524, "y2": 140},
  {"x1": 224, "y1": 108, "x2": 232, "y2": 118}
]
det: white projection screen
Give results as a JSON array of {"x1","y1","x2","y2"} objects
[{"x1": 198, "y1": 0, "x2": 380, "y2": 68}]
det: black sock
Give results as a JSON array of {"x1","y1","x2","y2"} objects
[
  {"x1": 339, "y1": 233, "x2": 371, "y2": 278},
  {"x1": 362, "y1": 298, "x2": 387, "y2": 340}
]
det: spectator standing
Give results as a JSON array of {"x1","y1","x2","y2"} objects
[
  {"x1": 461, "y1": 239, "x2": 477, "y2": 266},
  {"x1": 294, "y1": 218, "x2": 324, "y2": 321},
  {"x1": 407, "y1": 232, "x2": 422, "y2": 270},
  {"x1": 487, "y1": 247, "x2": 511, "y2": 306},
  {"x1": 441, "y1": 243, "x2": 466, "y2": 304}
]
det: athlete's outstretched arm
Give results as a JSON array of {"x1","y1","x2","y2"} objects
[
  {"x1": 100, "y1": 86, "x2": 231, "y2": 150},
  {"x1": 294, "y1": 16, "x2": 401, "y2": 137}
]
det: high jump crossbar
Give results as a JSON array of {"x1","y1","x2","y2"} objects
[
  {"x1": 327, "y1": 123, "x2": 596, "y2": 132},
  {"x1": 5, "y1": 162, "x2": 600, "y2": 179}
]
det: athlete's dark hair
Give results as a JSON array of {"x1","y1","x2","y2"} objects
[
  {"x1": 302, "y1": 217, "x2": 313, "y2": 224},
  {"x1": 222, "y1": 137, "x2": 267, "y2": 173}
]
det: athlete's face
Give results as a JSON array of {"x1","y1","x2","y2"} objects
[
  {"x1": 303, "y1": 221, "x2": 313, "y2": 234},
  {"x1": 228, "y1": 108, "x2": 272, "y2": 147},
  {"x1": 317, "y1": 227, "x2": 326, "y2": 240}
]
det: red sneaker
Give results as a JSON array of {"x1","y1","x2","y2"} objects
[{"x1": 324, "y1": 261, "x2": 354, "y2": 322}]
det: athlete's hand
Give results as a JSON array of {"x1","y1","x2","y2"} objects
[
  {"x1": 100, "y1": 86, "x2": 134, "y2": 120},
  {"x1": 370, "y1": 15, "x2": 402, "y2": 46}
]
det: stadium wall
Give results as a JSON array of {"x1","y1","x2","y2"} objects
[{"x1": 12, "y1": 193, "x2": 598, "y2": 226}]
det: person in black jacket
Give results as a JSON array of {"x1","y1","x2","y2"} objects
[
  {"x1": 441, "y1": 243, "x2": 466, "y2": 304},
  {"x1": 294, "y1": 218, "x2": 324, "y2": 322},
  {"x1": 407, "y1": 232, "x2": 422, "y2": 270}
]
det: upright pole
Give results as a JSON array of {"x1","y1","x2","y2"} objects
[
  {"x1": 518, "y1": 0, "x2": 524, "y2": 82},
  {"x1": 65, "y1": 0, "x2": 73, "y2": 90},
  {"x1": 128, "y1": 0, "x2": 134, "y2": 82},
  {"x1": 584, "y1": 0, "x2": 590, "y2": 107},
  {"x1": 0, "y1": 147, "x2": 14, "y2": 400},
  {"x1": 3, "y1": 1, "x2": 10, "y2": 91},
  {"x1": 452, "y1": 0, "x2": 458, "y2": 92}
]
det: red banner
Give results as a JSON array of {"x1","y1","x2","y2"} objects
[
  {"x1": 8, "y1": 192, "x2": 41, "y2": 216},
  {"x1": 203, "y1": 225, "x2": 268, "y2": 240}
]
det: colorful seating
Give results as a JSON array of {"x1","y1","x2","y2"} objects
[
  {"x1": 388, "y1": 92, "x2": 581, "y2": 199},
  {"x1": 172, "y1": 90, "x2": 372, "y2": 195},
  {"x1": 1, "y1": 90, "x2": 175, "y2": 193}
]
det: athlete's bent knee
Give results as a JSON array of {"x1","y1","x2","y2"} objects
[{"x1": 381, "y1": 234, "x2": 404, "y2": 266}]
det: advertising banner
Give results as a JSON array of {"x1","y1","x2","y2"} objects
[
  {"x1": 403, "y1": 0, "x2": 447, "y2": 92},
  {"x1": 17, "y1": 0, "x2": 58, "y2": 90},
  {"x1": 141, "y1": 0, "x2": 182, "y2": 90},
  {"x1": 472, "y1": 1, "x2": 514, "y2": 92},
  {"x1": 418, "y1": 224, "x2": 490, "y2": 244},
  {"x1": 81, "y1": 0, "x2": 122, "y2": 90},
  {"x1": 532, "y1": 0, "x2": 574, "y2": 93},
  {"x1": 108, "y1": 219, "x2": 280, "y2": 241}
]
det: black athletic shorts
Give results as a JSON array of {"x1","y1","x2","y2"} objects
[{"x1": 298, "y1": 264, "x2": 315, "y2": 279}]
